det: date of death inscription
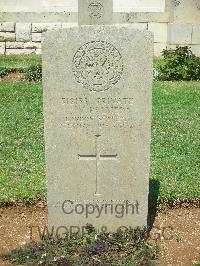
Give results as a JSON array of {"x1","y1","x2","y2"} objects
[{"x1": 60, "y1": 96, "x2": 138, "y2": 129}]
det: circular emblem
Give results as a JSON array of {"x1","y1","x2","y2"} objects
[
  {"x1": 88, "y1": 2, "x2": 103, "y2": 19},
  {"x1": 73, "y1": 41, "x2": 123, "y2": 91}
]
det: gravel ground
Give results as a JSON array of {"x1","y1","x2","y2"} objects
[{"x1": 0, "y1": 205, "x2": 199, "y2": 266}]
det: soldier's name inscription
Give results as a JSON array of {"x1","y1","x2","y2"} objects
[
  {"x1": 62, "y1": 97, "x2": 135, "y2": 105},
  {"x1": 60, "y1": 96, "x2": 138, "y2": 129}
]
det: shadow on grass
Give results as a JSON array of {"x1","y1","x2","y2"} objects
[{"x1": 147, "y1": 179, "x2": 160, "y2": 230}]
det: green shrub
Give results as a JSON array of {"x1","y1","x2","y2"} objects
[
  {"x1": 24, "y1": 64, "x2": 42, "y2": 82},
  {"x1": 0, "y1": 67, "x2": 10, "y2": 78},
  {"x1": 157, "y1": 46, "x2": 200, "y2": 81}
]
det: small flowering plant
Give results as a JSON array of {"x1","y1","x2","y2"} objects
[{"x1": 3, "y1": 225, "x2": 158, "y2": 265}]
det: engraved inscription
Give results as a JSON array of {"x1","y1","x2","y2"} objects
[
  {"x1": 78, "y1": 134, "x2": 118, "y2": 196},
  {"x1": 61, "y1": 96, "x2": 135, "y2": 129},
  {"x1": 73, "y1": 41, "x2": 123, "y2": 91},
  {"x1": 88, "y1": 1, "x2": 103, "y2": 19}
]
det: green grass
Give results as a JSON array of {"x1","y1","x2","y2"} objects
[
  {"x1": 0, "y1": 81, "x2": 200, "y2": 203},
  {"x1": 0, "y1": 55, "x2": 42, "y2": 71},
  {"x1": 0, "y1": 55, "x2": 162, "y2": 71},
  {"x1": 151, "y1": 81, "x2": 200, "y2": 201},
  {"x1": 0, "y1": 82, "x2": 45, "y2": 202}
]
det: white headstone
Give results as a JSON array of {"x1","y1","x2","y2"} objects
[{"x1": 43, "y1": 1, "x2": 153, "y2": 235}]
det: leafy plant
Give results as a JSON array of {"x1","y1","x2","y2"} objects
[
  {"x1": 156, "y1": 46, "x2": 200, "y2": 81},
  {"x1": 0, "y1": 67, "x2": 10, "y2": 77},
  {"x1": 24, "y1": 64, "x2": 42, "y2": 82},
  {"x1": 3, "y1": 225, "x2": 158, "y2": 266},
  {"x1": 175, "y1": 233, "x2": 182, "y2": 242}
]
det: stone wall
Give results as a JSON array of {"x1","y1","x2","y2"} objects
[
  {"x1": 0, "y1": 21, "x2": 200, "y2": 56},
  {"x1": 0, "y1": 22, "x2": 77, "y2": 55},
  {"x1": 168, "y1": 23, "x2": 200, "y2": 56},
  {"x1": 173, "y1": 0, "x2": 200, "y2": 24},
  {"x1": 0, "y1": 0, "x2": 200, "y2": 57}
]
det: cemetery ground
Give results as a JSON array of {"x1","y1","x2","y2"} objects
[{"x1": 0, "y1": 55, "x2": 200, "y2": 265}]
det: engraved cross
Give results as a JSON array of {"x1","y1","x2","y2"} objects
[{"x1": 78, "y1": 134, "x2": 118, "y2": 196}]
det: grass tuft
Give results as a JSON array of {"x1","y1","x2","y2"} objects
[{"x1": 0, "y1": 55, "x2": 42, "y2": 71}]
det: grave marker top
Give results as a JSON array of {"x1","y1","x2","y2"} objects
[{"x1": 78, "y1": 0, "x2": 113, "y2": 25}]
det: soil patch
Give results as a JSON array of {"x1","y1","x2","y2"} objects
[
  {"x1": 0, "y1": 205, "x2": 47, "y2": 266},
  {"x1": 0, "y1": 206, "x2": 199, "y2": 266},
  {"x1": 153, "y1": 208, "x2": 200, "y2": 266},
  {"x1": 0, "y1": 73, "x2": 24, "y2": 82}
]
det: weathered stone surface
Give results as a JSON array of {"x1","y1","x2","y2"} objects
[
  {"x1": 36, "y1": 48, "x2": 42, "y2": 54},
  {"x1": 24, "y1": 42, "x2": 41, "y2": 49},
  {"x1": 16, "y1": 23, "x2": 31, "y2": 42},
  {"x1": 130, "y1": 23, "x2": 148, "y2": 30},
  {"x1": 32, "y1": 23, "x2": 48, "y2": 32},
  {"x1": 192, "y1": 24, "x2": 200, "y2": 44},
  {"x1": 118, "y1": 3, "x2": 172, "y2": 24},
  {"x1": 0, "y1": 12, "x2": 76, "y2": 23},
  {"x1": 0, "y1": 22, "x2": 15, "y2": 32},
  {"x1": 154, "y1": 43, "x2": 167, "y2": 57},
  {"x1": 148, "y1": 23, "x2": 168, "y2": 43},
  {"x1": 43, "y1": 26, "x2": 153, "y2": 232},
  {"x1": 6, "y1": 42, "x2": 24, "y2": 49},
  {"x1": 32, "y1": 33, "x2": 42, "y2": 42},
  {"x1": 0, "y1": 42, "x2": 5, "y2": 54},
  {"x1": 32, "y1": 23, "x2": 62, "y2": 33},
  {"x1": 174, "y1": 0, "x2": 200, "y2": 24},
  {"x1": 190, "y1": 45, "x2": 200, "y2": 56},
  {"x1": 6, "y1": 48, "x2": 35, "y2": 55},
  {"x1": 115, "y1": 23, "x2": 148, "y2": 30},
  {"x1": 168, "y1": 23, "x2": 192, "y2": 44},
  {"x1": 78, "y1": 0, "x2": 113, "y2": 25},
  {"x1": 0, "y1": 32, "x2": 15, "y2": 42},
  {"x1": 62, "y1": 23, "x2": 78, "y2": 29}
]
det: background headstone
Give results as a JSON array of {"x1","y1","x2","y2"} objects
[
  {"x1": 43, "y1": 25, "x2": 153, "y2": 233},
  {"x1": 78, "y1": 0, "x2": 113, "y2": 25}
]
